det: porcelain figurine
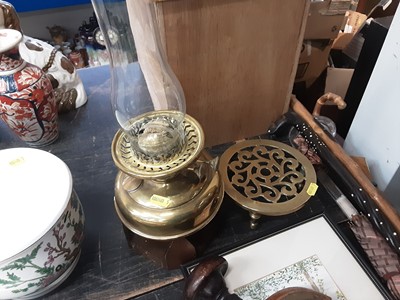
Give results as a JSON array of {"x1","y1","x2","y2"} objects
[
  {"x1": 47, "y1": 25, "x2": 67, "y2": 46},
  {"x1": 0, "y1": 1, "x2": 88, "y2": 113}
]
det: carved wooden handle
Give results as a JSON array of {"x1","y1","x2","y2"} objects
[
  {"x1": 312, "y1": 92, "x2": 347, "y2": 116},
  {"x1": 183, "y1": 256, "x2": 241, "y2": 300}
]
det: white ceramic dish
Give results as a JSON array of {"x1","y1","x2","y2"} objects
[{"x1": 0, "y1": 148, "x2": 85, "y2": 299}]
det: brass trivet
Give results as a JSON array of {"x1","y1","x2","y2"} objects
[
  {"x1": 219, "y1": 139, "x2": 316, "y2": 228},
  {"x1": 112, "y1": 113, "x2": 204, "y2": 179}
]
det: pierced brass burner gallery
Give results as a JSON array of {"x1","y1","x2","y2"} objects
[{"x1": 219, "y1": 139, "x2": 316, "y2": 228}]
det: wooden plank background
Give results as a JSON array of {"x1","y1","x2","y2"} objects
[{"x1": 156, "y1": 0, "x2": 309, "y2": 146}]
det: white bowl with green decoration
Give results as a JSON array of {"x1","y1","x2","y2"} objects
[{"x1": 0, "y1": 148, "x2": 85, "y2": 299}]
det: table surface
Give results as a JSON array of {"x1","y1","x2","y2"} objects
[{"x1": 0, "y1": 66, "x2": 389, "y2": 300}]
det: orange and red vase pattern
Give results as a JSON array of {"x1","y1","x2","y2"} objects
[{"x1": 0, "y1": 50, "x2": 58, "y2": 146}]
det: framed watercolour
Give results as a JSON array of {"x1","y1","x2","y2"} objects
[
  {"x1": 182, "y1": 215, "x2": 388, "y2": 300},
  {"x1": 233, "y1": 254, "x2": 346, "y2": 299}
]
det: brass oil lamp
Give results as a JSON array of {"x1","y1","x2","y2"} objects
[{"x1": 92, "y1": 0, "x2": 224, "y2": 266}]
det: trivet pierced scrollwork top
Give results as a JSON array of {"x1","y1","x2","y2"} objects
[{"x1": 219, "y1": 139, "x2": 317, "y2": 228}]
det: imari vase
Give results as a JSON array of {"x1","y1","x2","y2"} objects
[{"x1": 0, "y1": 28, "x2": 58, "y2": 146}]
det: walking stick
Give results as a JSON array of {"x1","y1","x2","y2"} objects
[
  {"x1": 290, "y1": 95, "x2": 400, "y2": 236},
  {"x1": 287, "y1": 95, "x2": 400, "y2": 298}
]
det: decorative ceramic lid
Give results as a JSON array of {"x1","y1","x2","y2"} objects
[
  {"x1": 0, "y1": 29, "x2": 22, "y2": 53},
  {"x1": 0, "y1": 148, "x2": 72, "y2": 262},
  {"x1": 0, "y1": 28, "x2": 24, "y2": 74}
]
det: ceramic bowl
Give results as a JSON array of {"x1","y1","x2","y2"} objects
[{"x1": 0, "y1": 148, "x2": 85, "y2": 299}]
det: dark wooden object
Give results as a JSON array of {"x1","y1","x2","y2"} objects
[
  {"x1": 267, "y1": 287, "x2": 331, "y2": 300},
  {"x1": 184, "y1": 256, "x2": 240, "y2": 300},
  {"x1": 151, "y1": 0, "x2": 309, "y2": 147},
  {"x1": 122, "y1": 210, "x2": 222, "y2": 270},
  {"x1": 123, "y1": 226, "x2": 197, "y2": 271}
]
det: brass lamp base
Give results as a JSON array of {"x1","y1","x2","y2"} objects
[
  {"x1": 111, "y1": 113, "x2": 224, "y2": 258},
  {"x1": 113, "y1": 163, "x2": 224, "y2": 239}
]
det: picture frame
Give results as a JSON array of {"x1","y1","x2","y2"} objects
[{"x1": 182, "y1": 214, "x2": 390, "y2": 300}]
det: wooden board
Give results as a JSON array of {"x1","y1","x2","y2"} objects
[{"x1": 155, "y1": 0, "x2": 309, "y2": 146}]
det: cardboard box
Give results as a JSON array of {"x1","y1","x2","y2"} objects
[
  {"x1": 332, "y1": 10, "x2": 367, "y2": 50},
  {"x1": 297, "y1": 1, "x2": 350, "y2": 88},
  {"x1": 304, "y1": 0, "x2": 348, "y2": 40},
  {"x1": 325, "y1": 66, "x2": 354, "y2": 98},
  {"x1": 296, "y1": 39, "x2": 332, "y2": 87}
]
